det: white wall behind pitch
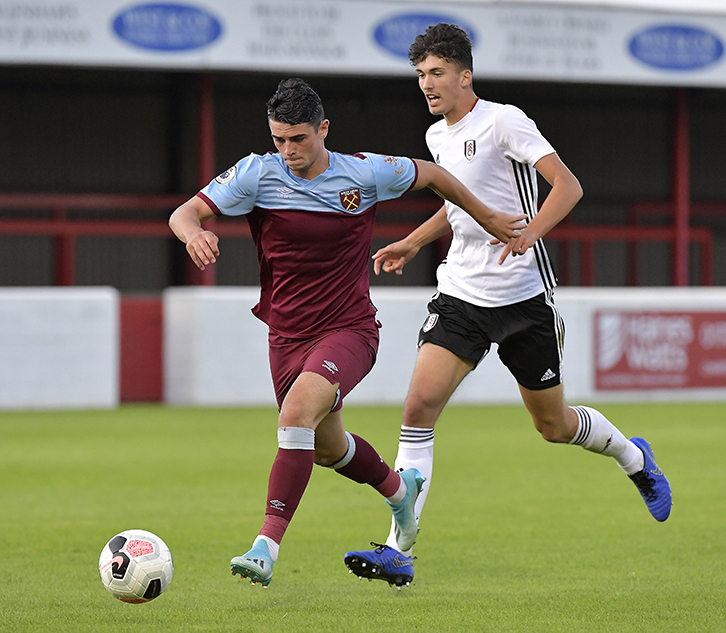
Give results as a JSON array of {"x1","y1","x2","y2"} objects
[
  {"x1": 0, "y1": 287, "x2": 119, "y2": 409},
  {"x1": 163, "y1": 286, "x2": 726, "y2": 408},
  {"x1": 164, "y1": 287, "x2": 273, "y2": 406}
]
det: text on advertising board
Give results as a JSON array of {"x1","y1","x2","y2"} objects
[{"x1": 595, "y1": 311, "x2": 726, "y2": 390}]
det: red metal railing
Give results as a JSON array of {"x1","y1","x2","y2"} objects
[
  {"x1": 0, "y1": 192, "x2": 714, "y2": 286},
  {"x1": 547, "y1": 223, "x2": 712, "y2": 286}
]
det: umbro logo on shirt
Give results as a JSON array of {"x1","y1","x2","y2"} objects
[{"x1": 276, "y1": 186, "x2": 294, "y2": 198}]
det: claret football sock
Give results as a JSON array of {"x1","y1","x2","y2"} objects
[
  {"x1": 259, "y1": 427, "x2": 315, "y2": 544},
  {"x1": 333, "y1": 432, "x2": 401, "y2": 498}
]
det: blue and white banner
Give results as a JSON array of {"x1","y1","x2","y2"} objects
[{"x1": 1, "y1": 0, "x2": 726, "y2": 87}]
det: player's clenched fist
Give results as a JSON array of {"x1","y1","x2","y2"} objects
[{"x1": 186, "y1": 230, "x2": 219, "y2": 271}]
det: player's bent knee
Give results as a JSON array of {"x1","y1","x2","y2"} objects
[
  {"x1": 402, "y1": 399, "x2": 439, "y2": 427},
  {"x1": 403, "y1": 387, "x2": 448, "y2": 426},
  {"x1": 313, "y1": 447, "x2": 339, "y2": 467},
  {"x1": 278, "y1": 399, "x2": 328, "y2": 429},
  {"x1": 533, "y1": 418, "x2": 570, "y2": 443}
]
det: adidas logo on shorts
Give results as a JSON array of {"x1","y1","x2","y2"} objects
[{"x1": 540, "y1": 368, "x2": 556, "y2": 381}]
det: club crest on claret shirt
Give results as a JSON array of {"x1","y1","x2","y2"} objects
[
  {"x1": 464, "y1": 139, "x2": 476, "y2": 161},
  {"x1": 339, "y1": 188, "x2": 361, "y2": 211}
]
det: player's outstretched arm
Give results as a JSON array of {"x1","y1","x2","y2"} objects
[
  {"x1": 411, "y1": 159, "x2": 526, "y2": 243},
  {"x1": 497, "y1": 153, "x2": 582, "y2": 264},
  {"x1": 372, "y1": 207, "x2": 450, "y2": 275},
  {"x1": 169, "y1": 196, "x2": 220, "y2": 271}
]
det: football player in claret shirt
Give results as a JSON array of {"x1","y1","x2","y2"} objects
[
  {"x1": 169, "y1": 78, "x2": 524, "y2": 587},
  {"x1": 345, "y1": 24, "x2": 672, "y2": 586}
]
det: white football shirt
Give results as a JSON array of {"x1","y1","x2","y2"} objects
[{"x1": 427, "y1": 98, "x2": 557, "y2": 307}]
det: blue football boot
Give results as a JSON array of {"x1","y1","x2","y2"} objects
[
  {"x1": 345, "y1": 543, "x2": 414, "y2": 589},
  {"x1": 629, "y1": 437, "x2": 672, "y2": 522}
]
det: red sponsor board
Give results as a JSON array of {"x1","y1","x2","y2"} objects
[{"x1": 595, "y1": 311, "x2": 726, "y2": 390}]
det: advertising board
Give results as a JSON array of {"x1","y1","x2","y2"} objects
[{"x1": 2, "y1": 1, "x2": 726, "y2": 86}]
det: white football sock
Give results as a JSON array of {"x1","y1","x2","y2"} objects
[
  {"x1": 385, "y1": 425, "x2": 434, "y2": 554},
  {"x1": 254, "y1": 535, "x2": 279, "y2": 562},
  {"x1": 569, "y1": 406, "x2": 644, "y2": 475},
  {"x1": 386, "y1": 477, "x2": 407, "y2": 505}
]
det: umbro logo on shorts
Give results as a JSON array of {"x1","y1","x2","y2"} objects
[
  {"x1": 322, "y1": 360, "x2": 339, "y2": 374},
  {"x1": 422, "y1": 314, "x2": 438, "y2": 332}
]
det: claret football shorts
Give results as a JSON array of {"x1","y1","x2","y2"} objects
[
  {"x1": 269, "y1": 325, "x2": 379, "y2": 412},
  {"x1": 418, "y1": 291, "x2": 564, "y2": 391}
]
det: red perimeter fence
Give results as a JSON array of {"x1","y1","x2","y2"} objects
[{"x1": 0, "y1": 192, "x2": 714, "y2": 287}]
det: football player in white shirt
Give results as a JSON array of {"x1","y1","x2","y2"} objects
[{"x1": 345, "y1": 23, "x2": 672, "y2": 588}]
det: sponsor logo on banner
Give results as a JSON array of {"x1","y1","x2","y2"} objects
[
  {"x1": 373, "y1": 13, "x2": 477, "y2": 59},
  {"x1": 339, "y1": 188, "x2": 361, "y2": 211},
  {"x1": 113, "y1": 3, "x2": 223, "y2": 51},
  {"x1": 629, "y1": 25, "x2": 724, "y2": 71},
  {"x1": 595, "y1": 311, "x2": 726, "y2": 390}
]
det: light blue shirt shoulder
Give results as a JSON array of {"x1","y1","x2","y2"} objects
[
  {"x1": 200, "y1": 151, "x2": 417, "y2": 217},
  {"x1": 199, "y1": 153, "x2": 263, "y2": 217}
]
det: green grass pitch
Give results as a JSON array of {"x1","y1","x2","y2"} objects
[{"x1": 1, "y1": 402, "x2": 725, "y2": 632}]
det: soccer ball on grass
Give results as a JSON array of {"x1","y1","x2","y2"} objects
[{"x1": 99, "y1": 529, "x2": 173, "y2": 603}]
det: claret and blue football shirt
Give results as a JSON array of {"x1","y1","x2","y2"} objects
[{"x1": 198, "y1": 151, "x2": 418, "y2": 338}]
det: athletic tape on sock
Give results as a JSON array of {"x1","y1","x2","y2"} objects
[
  {"x1": 277, "y1": 426, "x2": 315, "y2": 450},
  {"x1": 329, "y1": 432, "x2": 356, "y2": 470}
]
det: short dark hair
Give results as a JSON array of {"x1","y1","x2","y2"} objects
[
  {"x1": 266, "y1": 78, "x2": 325, "y2": 129},
  {"x1": 408, "y1": 23, "x2": 473, "y2": 72}
]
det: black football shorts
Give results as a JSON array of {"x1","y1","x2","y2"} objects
[{"x1": 418, "y1": 290, "x2": 564, "y2": 391}]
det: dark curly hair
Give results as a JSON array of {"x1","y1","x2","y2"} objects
[
  {"x1": 266, "y1": 78, "x2": 325, "y2": 129},
  {"x1": 408, "y1": 23, "x2": 473, "y2": 72}
]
